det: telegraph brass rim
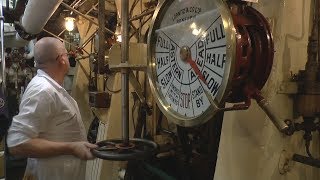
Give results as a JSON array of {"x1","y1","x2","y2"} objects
[{"x1": 147, "y1": 0, "x2": 236, "y2": 127}]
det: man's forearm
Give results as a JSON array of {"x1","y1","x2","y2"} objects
[{"x1": 9, "y1": 138, "x2": 73, "y2": 158}]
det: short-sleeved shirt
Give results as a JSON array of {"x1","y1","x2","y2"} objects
[{"x1": 7, "y1": 69, "x2": 87, "y2": 180}]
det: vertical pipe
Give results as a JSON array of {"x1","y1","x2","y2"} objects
[
  {"x1": 0, "y1": 1, "x2": 5, "y2": 93},
  {"x1": 317, "y1": 0, "x2": 320, "y2": 63},
  {"x1": 13, "y1": 0, "x2": 16, "y2": 8},
  {"x1": 98, "y1": 0, "x2": 105, "y2": 74},
  {"x1": 121, "y1": 0, "x2": 129, "y2": 145},
  {"x1": 6, "y1": 0, "x2": 9, "y2": 10},
  {"x1": 139, "y1": 0, "x2": 142, "y2": 42},
  {"x1": 305, "y1": 0, "x2": 318, "y2": 83}
]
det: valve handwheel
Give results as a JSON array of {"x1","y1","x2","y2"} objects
[{"x1": 91, "y1": 139, "x2": 158, "y2": 161}]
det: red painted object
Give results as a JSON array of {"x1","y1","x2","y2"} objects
[{"x1": 227, "y1": 2, "x2": 274, "y2": 104}]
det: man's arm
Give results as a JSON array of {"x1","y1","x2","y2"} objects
[{"x1": 9, "y1": 138, "x2": 98, "y2": 160}]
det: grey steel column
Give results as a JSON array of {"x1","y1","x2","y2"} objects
[{"x1": 121, "y1": 0, "x2": 129, "y2": 145}]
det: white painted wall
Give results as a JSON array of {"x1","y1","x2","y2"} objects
[{"x1": 214, "y1": 0, "x2": 320, "y2": 179}]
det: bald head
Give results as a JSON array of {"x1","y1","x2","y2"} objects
[{"x1": 34, "y1": 37, "x2": 66, "y2": 68}]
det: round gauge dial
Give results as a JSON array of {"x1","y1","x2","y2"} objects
[{"x1": 148, "y1": 0, "x2": 236, "y2": 127}]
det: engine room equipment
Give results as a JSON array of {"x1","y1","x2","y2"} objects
[
  {"x1": 278, "y1": 0, "x2": 320, "y2": 168},
  {"x1": 148, "y1": 0, "x2": 232, "y2": 127},
  {"x1": 0, "y1": 5, "x2": 5, "y2": 91},
  {"x1": 91, "y1": 0, "x2": 157, "y2": 161},
  {"x1": 15, "y1": 0, "x2": 64, "y2": 41},
  {"x1": 147, "y1": 0, "x2": 287, "y2": 132},
  {"x1": 0, "y1": 4, "x2": 9, "y2": 142},
  {"x1": 89, "y1": 91, "x2": 111, "y2": 108}
]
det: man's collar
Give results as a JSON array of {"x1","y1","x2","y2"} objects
[{"x1": 37, "y1": 69, "x2": 65, "y2": 91}]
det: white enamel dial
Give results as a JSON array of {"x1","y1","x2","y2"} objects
[{"x1": 148, "y1": 0, "x2": 235, "y2": 126}]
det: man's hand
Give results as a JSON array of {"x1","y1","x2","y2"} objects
[{"x1": 69, "y1": 141, "x2": 98, "y2": 160}]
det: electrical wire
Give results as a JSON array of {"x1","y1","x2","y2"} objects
[
  {"x1": 104, "y1": 76, "x2": 121, "y2": 93},
  {"x1": 306, "y1": 141, "x2": 314, "y2": 158},
  {"x1": 131, "y1": 98, "x2": 138, "y2": 132}
]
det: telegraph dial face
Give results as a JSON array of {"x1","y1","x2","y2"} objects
[{"x1": 148, "y1": 0, "x2": 236, "y2": 127}]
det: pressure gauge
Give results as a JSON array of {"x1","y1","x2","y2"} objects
[{"x1": 148, "y1": 0, "x2": 236, "y2": 126}]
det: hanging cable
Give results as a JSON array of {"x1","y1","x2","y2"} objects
[{"x1": 104, "y1": 76, "x2": 121, "y2": 93}]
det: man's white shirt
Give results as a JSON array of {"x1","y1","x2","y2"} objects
[{"x1": 7, "y1": 69, "x2": 87, "y2": 180}]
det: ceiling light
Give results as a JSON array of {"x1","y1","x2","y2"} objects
[{"x1": 65, "y1": 17, "x2": 75, "y2": 32}]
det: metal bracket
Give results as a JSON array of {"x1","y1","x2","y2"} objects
[
  {"x1": 109, "y1": 63, "x2": 147, "y2": 72},
  {"x1": 128, "y1": 69, "x2": 152, "y2": 115},
  {"x1": 242, "y1": 0, "x2": 258, "y2": 2},
  {"x1": 14, "y1": 22, "x2": 37, "y2": 41},
  {"x1": 109, "y1": 63, "x2": 151, "y2": 114}
]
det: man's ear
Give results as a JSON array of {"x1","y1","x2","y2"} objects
[{"x1": 57, "y1": 56, "x2": 66, "y2": 65}]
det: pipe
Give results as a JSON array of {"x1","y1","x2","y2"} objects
[
  {"x1": 70, "y1": 0, "x2": 83, "y2": 8},
  {"x1": 143, "y1": 163, "x2": 176, "y2": 180},
  {"x1": 21, "y1": 0, "x2": 63, "y2": 35},
  {"x1": 256, "y1": 98, "x2": 289, "y2": 133},
  {"x1": 129, "y1": 14, "x2": 152, "y2": 39},
  {"x1": 81, "y1": 29, "x2": 98, "y2": 49},
  {"x1": 0, "y1": 1, "x2": 5, "y2": 93},
  {"x1": 12, "y1": 0, "x2": 63, "y2": 42},
  {"x1": 24, "y1": 40, "x2": 35, "y2": 59},
  {"x1": 317, "y1": 0, "x2": 320, "y2": 63},
  {"x1": 115, "y1": 0, "x2": 121, "y2": 19},
  {"x1": 6, "y1": 0, "x2": 9, "y2": 10},
  {"x1": 292, "y1": 154, "x2": 320, "y2": 168},
  {"x1": 130, "y1": 9, "x2": 155, "y2": 22},
  {"x1": 98, "y1": 0, "x2": 105, "y2": 74},
  {"x1": 121, "y1": 0, "x2": 129, "y2": 145}
]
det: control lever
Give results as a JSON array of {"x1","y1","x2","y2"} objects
[{"x1": 204, "y1": 90, "x2": 289, "y2": 134}]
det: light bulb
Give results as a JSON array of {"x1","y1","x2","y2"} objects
[
  {"x1": 116, "y1": 34, "x2": 122, "y2": 42},
  {"x1": 65, "y1": 17, "x2": 75, "y2": 31},
  {"x1": 115, "y1": 24, "x2": 122, "y2": 42}
]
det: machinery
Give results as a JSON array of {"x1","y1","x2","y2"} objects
[
  {"x1": 148, "y1": 0, "x2": 277, "y2": 128},
  {"x1": 278, "y1": 0, "x2": 320, "y2": 169},
  {"x1": 0, "y1": 0, "x2": 320, "y2": 179},
  {"x1": 143, "y1": 0, "x2": 280, "y2": 178}
]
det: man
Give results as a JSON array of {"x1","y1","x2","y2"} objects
[{"x1": 6, "y1": 37, "x2": 97, "y2": 180}]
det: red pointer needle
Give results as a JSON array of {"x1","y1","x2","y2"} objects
[
  {"x1": 186, "y1": 57, "x2": 207, "y2": 85},
  {"x1": 180, "y1": 46, "x2": 207, "y2": 85}
]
